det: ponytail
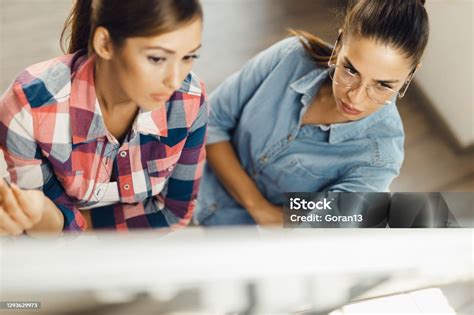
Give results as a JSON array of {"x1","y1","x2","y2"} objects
[
  {"x1": 288, "y1": 29, "x2": 334, "y2": 67},
  {"x1": 60, "y1": 0, "x2": 93, "y2": 54}
]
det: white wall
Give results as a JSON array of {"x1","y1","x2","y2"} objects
[{"x1": 416, "y1": 0, "x2": 474, "y2": 147}]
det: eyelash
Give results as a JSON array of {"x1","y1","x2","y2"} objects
[
  {"x1": 343, "y1": 64, "x2": 393, "y2": 89},
  {"x1": 147, "y1": 54, "x2": 200, "y2": 65}
]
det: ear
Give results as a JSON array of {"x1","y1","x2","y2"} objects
[{"x1": 92, "y1": 26, "x2": 114, "y2": 60}]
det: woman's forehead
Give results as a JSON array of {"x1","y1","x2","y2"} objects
[
  {"x1": 339, "y1": 36, "x2": 412, "y2": 81},
  {"x1": 124, "y1": 20, "x2": 202, "y2": 54}
]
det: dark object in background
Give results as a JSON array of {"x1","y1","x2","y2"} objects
[
  {"x1": 389, "y1": 193, "x2": 459, "y2": 228},
  {"x1": 284, "y1": 192, "x2": 461, "y2": 228},
  {"x1": 328, "y1": 192, "x2": 391, "y2": 228}
]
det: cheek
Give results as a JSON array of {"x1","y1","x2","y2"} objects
[
  {"x1": 332, "y1": 84, "x2": 348, "y2": 99},
  {"x1": 122, "y1": 62, "x2": 164, "y2": 92},
  {"x1": 115, "y1": 59, "x2": 142, "y2": 86}
]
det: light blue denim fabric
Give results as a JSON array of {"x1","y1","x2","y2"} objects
[{"x1": 195, "y1": 37, "x2": 405, "y2": 226}]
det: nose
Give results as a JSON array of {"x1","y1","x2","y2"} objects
[
  {"x1": 163, "y1": 62, "x2": 181, "y2": 91},
  {"x1": 347, "y1": 83, "x2": 366, "y2": 106}
]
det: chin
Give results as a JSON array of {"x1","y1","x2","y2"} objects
[
  {"x1": 141, "y1": 101, "x2": 166, "y2": 111},
  {"x1": 336, "y1": 99, "x2": 366, "y2": 121}
]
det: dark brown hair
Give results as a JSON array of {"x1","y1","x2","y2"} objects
[
  {"x1": 291, "y1": 0, "x2": 429, "y2": 68},
  {"x1": 60, "y1": 0, "x2": 203, "y2": 54}
]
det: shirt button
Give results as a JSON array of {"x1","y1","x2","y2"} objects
[
  {"x1": 94, "y1": 187, "x2": 104, "y2": 198},
  {"x1": 120, "y1": 151, "x2": 127, "y2": 158},
  {"x1": 260, "y1": 155, "x2": 268, "y2": 163},
  {"x1": 123, "y1": 184, "x2": 130, "y2": 190},
  {"x1": 168, "y1": 166, "x2": 174, "y2": 172},
  {"x1": 287, "y1": 134, "x2": 294, "y2": 142}
]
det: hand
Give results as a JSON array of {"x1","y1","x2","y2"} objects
[
  {"x1": 248, "y1": 199, "x2": 283, "y2": 226},
  {"x1": 0, "y1": 180, "x2": 46, "y2": 236}
]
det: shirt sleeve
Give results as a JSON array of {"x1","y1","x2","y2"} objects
[
  {"x1": 325, "y1": 163, "x2": 401, "y2": 192},
  {"x1": 0, "y1": 83, "x2": 87, "y2": 232},
  {"x1": 154, "y1": 83, "x2": 208, "y2": 228},
  {"x1": 207, "y1": 37, "x2": 299, "y2": 144}
]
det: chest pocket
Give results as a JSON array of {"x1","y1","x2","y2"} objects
[
  {"x1": 146, "y1": 154, "x2": 181, "y2": 196},
  {"x1": 146, "y1": 154, "x2": 181, "y2": 178},
  {"x1": 262, "y1": 157, "x2": 335, "y2": 194}
]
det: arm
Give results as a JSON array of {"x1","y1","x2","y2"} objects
[
  {"x1": 0, "y1": 83, "x2": 87, "y2": 237},
  {"x1": 207, "y1": 37, "x2": 297, "y2": 144},
  {"x1": 154, "y1": 83, "x2": 208, "y2": 228},
  {"x1": 206, "y1": 142, "x2": 282, "y2": 225},
  {"x1": 205, "y1": 38, "x2": 298, "y2": 224}
]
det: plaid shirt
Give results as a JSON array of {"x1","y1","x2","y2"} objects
[{"x1": 0, "y1": 52, "x2": 207, "y2": 232}]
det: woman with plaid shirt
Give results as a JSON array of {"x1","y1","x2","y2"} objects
[{"x1": 0, "y1": 0, "x2": 207, "y2": 236}]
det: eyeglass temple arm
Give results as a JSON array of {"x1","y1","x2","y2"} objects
[
  {"x1": 398, "y1": 67, "x2": 418, "y2": 98},
  {"x1": 328, "y1": 31, "x2": 343, "y2": 67}
]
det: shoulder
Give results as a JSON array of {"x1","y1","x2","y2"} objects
[
  {"x1": 168, "y1": 72, "x2": 208, "y2": 132},
  {"x1": 0, "y1": 54, "x2": 74, "y2": 134},
  {"x1": 370, "y1": 103, "x2": 405, "y2": 139},
  {"x1": 266, "y1": 36, "x2": 304, "y2": 56},
  {"x1": 177, "y1": 71, "x2": 206, "y2": 100},
  {"x1": 11, "y1": 53, "x2": 80, "y2": 108},
  {"x1": 260, "y1": 36, "x2": 311, "y2": 67},
  {"x1": 254, "y1": 36, "x2": 327, "y2": 88}
]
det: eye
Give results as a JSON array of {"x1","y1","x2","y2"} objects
[
  {"x1": 148, "y1": 56, "x2": 166, "y2": 65},
  {"x1": 343, "y1": 65, "x2": 358, "y2": 76},
  {"x1": 378, "y1": 83, "x2": 393, "y2": 90},
  {"x1": 182, "y1": 54, "x2": 200, "y2": 63}
]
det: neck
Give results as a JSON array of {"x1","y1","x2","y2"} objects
[
  {"x1": 307, "y1": 81, "x2": 349, "y2": 125},
  {"x1": 94, "y1": 58, "x2": 136, "y2": 115}
]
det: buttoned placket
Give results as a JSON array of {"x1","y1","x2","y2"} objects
[{"x1": 253, "y1": 92, "x2": 313, "y2": 177}]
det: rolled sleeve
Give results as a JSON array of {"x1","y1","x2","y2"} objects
[{"x1": 326, "y1": 163, "x2": 401, "y2": 192}]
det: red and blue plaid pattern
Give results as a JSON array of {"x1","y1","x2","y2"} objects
[{"x1": 0, "y1": 52, "x2": 207, "y2": 232}]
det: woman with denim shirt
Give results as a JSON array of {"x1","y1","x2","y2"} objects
[{"x1": 195, "y1": 0, "x2": 429, "y2": 226}]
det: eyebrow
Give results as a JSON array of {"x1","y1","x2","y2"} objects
[
  {"x1": 343, "y1": 57, "x2": 400, "y2": 84},
  {"x1": 143, "y1": 44, "x2": 202, "y2": 54}
]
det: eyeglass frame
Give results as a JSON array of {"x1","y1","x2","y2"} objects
[{"x1": 327, "y1": 31, "x2": 418, "y2": 105}]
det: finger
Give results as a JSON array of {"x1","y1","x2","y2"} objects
[
  {"x1": 11, "y1": 184, "x2": 39, "y2": 227},
  {"x1": 0, "y1": 179, "x2": 5, "y2": 204},
  {"x1": 1, "y1": 183, "x2": 33, "y2": 230},
  {"x1": 0, "y1": 206, "x2": 23, "y2": 236},
  {"x1": 0, "y1": 227, "x2": 8, "y2": 236},
  {"x1": 0, "y1": 179, "x2": 11, "y2": 204}
]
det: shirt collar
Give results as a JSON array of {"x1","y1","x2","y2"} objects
[
  {"x1": 328, "y1": 102, "x2": 395, "y2": 144},
  {"x1": 290, "y1": 67, "x2": 328, "y2": 104},
  {"x1": 289, "y1": 66, "x2": 396, "y2": 144},
  {"x1": 69, "y1": 54, "x2": 168, "y2": 144}
]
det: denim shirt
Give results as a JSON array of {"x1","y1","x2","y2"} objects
[{"x1": 195, "y1": 37, "x2": 404, "y2": 223}]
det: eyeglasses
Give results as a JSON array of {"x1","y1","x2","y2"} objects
[{"x1": 328, "y1": 32, "x2": 417, "y2": 106}]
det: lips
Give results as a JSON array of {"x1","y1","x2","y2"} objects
[{"x1": 340, "y1": 100, "x2": 363, "y2": 115}]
